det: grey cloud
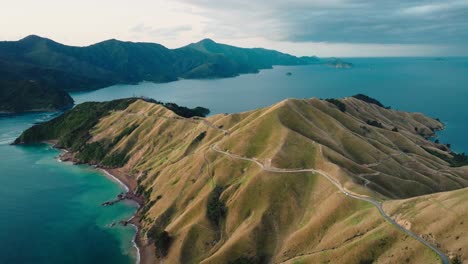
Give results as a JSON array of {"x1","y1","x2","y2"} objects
[
  {"x1": 175, "y1": 0, "x2": 468, "y2": 45},
  {"x1": 130, "y1": 24, "x2": 192, "y2": 38}
]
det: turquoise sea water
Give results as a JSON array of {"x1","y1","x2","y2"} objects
[
  {"x1": 0, "y1": 113, "x2": 138, "y2": 264},
  {"x1": 0, "y1": 57, "x2": 467, "y2": 264}
]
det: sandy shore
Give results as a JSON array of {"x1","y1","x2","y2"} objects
[
  {"x1": 101, "y1": 168, "x2": 156, "y2": 264},
  {"x1": 53, "y1": 144, "x2": 156, "y2": 264}
]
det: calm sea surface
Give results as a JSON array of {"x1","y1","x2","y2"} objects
[
  {"x1": 73, "y1": 57, "x2": 468, "y2": 152},
  {"x1": 0, "y1": 113, "x2": 138, "y2": 264},
  {"x1": 0, "y1": 57, "x2": 466, "y2": 263}
]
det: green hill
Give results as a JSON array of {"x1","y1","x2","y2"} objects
[
  {"x1": 0, "y1": 35, "x2": 320, "y2": 112},
  {"x1": 182, "y1": 38, "x2": 319, "y2": 74},
  {"x1": 15, "y1": 95, "x2": 468, "y2": 263}
]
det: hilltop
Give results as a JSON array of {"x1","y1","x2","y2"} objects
[
  {"x1": 16, "y1": 95, "x2": 468, "y2": 263},
  {"x1": 0, "y1": 35, "x2": 319, "y2": 113}
]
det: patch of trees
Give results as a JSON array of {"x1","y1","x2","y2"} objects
[
  {"x1": 193, "y1": 131, "x2": 207, "y2": 143},
  {"x1": 141, "y1": 97, "x2": 210, "y2": 117},
  {"x1": 352, "y1": 94, "x2": 387, "y2": 108},
  {"x1": 76, "y1": 124, "x2": 139, "y2": 165},
  {"x1": 112, "y1": 124, "x2": 139, "y2": 144},
  {"x1": 101, "y1": 152, "x2": 129, "y2": 167},
  {"x1": 325, "y1": 98, "x2": 346, "y2": 112},
  {"x1": 76, "y1": 142, "x2": 106, "y2": 163},
  {"x1": 453, "y1": 152, "x2": 468, "y2": 166},
  {"x1": 207, "y1": 186, "x2": 227, "y2": 227},
  {"x1": 147, "y1": 206, "x2": 175, "y2": 257},
  {"x1": 366, "y1": 120, "x2": 384, "y2": 128},
  {"x1": 392, "y1": 127, "x2": 399, "y2": 132},
  {"x1": 14, "y1": 98, "x2": 138, "y2": 146},
  {"x1": 423, "y1": 147, "x2": 468, "y2": 167},
  {"x1": 147, "y1": 228, "x2": 172, "y2": 257}
]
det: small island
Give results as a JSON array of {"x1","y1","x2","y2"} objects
[{"x1": 325, "y1": 58, "x2": 354, "y2": 69}]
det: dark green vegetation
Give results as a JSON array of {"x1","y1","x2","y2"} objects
[
  {"x1": 141, "y1": 98, "x2": 210, "y2": 118},
  {"x1": 206, "y1": 186, "x2": 227, "y2": 227},
  {"x1": 153, "y1": 230, "x2": 172, "y2": 257},
  {"x1": 147, "y1": 206, "x2": 175, "y2": 257},
  {"x1": 325, "y1": 98, "x2": 346, "y2": 112},
  {"x1": 0, "y1": 60, "x2": 74, "y2": 112},
  {"x1": 424, "y1": 147, "x2": 468, "y2": 167},
  {"x1": 185, "y1": 38, "x2": 319, "y2": 74},
  {"x1": 14, "y1": 98, "x2": 137, "y2": 147},
  {"x1": 366, "y1": 120, "x2": 384, "y2": 128},
  {"x1": 14, "y1": 98, "x2": 211, "y2": 168},
  {"x1": 353, "y1": 94, "x2": 386, "y2": 108},
  {"x1": 0, "y1": 35, "x2": 319, "y2": 112}
]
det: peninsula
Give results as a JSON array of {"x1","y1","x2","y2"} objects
[{"x1": 15, "y1": 95, "x2": 468, "y2": 264}]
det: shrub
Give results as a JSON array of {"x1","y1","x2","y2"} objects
[
  {"x1": 423, "y1": 147, "x2": 468, "y2": 167},
  {"x1": 325, "y1": 98, "x2": 346, "y2": 112},
  {"x1": 76, "y1": 142, "x2": 107, "y2": 163},
  {"x1": 207, "y1": 186, "x2": 227, "y2": 227},
  {"x1": 140, "y1": 97, "x2": 210, "y2": 117},
  {"x1": 352, "y1": 94, "x2": 386, "y2": 108},
  {"x1": 366, "y1": 120, "x2": 383, "y2": 128},
  {"x1": 113, "y1": 124, "x2": 139, "y2": 145},
  {"x1": 101, "y1": 152, "x2": 128, "y2": 167},
  {"x1": 147, "y1": 227, "x2": 172, "y2": 257},
  {"x1": 146, "y1": 206, "x2": 175, "y2": 256},
  {"x1": 194, "y1": 131, "x2": 207, "y2": 142}
]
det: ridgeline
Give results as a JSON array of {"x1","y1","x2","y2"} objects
[
  {"x1": 0, "y1": 35, "x2": 320, "y2": 113},
  {"x1": 16, "y1": 95, "x2": 468, "y2": 263}
]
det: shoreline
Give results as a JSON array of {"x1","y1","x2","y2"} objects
[
  {"x1": 54, "y1": 145, "x2": 152, "y2": 264},
  {"x1": 100, "y1": 169, "x2": 140, "y2": 264},
  {"x1": 100, "y1": 169, "x2": 130, "y2": 193}
]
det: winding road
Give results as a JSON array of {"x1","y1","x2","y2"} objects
[
  {"x1": 131, "y1": 110, "x2": 450, "y2": 264},
  {"x1": 210, "y1": 143, "x2": 450, "y2": 264}
]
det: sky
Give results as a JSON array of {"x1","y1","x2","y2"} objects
[{"x1": 0, "y1": 0, "x2": 467, "y2": 57}]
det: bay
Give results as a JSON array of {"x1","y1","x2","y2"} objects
[{"x1": 0, "y1": 57, "x2": 466, "y2": 264}]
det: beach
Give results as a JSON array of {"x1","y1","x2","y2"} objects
[
  {"x1": 100, "y1": 168, "x2": 156, "y2": 264},
  {"x1": 56, "y1": 145, "x2": 155, "y2": 264}
]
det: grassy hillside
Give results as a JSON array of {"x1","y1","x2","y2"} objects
[
  {"x1": 16, "y1": 96, "x2": 468, "y2": 263},
  {"x1": 384, "y1": 187, "x2": 468, "y2": 263}
]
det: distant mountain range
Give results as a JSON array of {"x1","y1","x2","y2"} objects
[{"x1": 0, "y1": 35, "x2": 320, "y2": 113}]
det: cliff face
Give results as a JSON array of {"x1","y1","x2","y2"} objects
[{"x1": 17, "y1": 97, "x2": 468, "y2": 263}]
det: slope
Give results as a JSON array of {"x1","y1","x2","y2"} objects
[{"x1": 15, "y1": 96, "x2": 468, "y2": 263}]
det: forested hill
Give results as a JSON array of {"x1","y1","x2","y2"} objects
[{"x1": 0, "y1": 35, "x2": 319, "y2": 112}]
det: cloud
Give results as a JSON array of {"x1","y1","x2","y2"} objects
[
  {"x1": 130, "y1": 24, "x2": 193, "y2": 39},
  {"x1": 174, "y1": 0, "x2": 468, "y2": 46}
]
